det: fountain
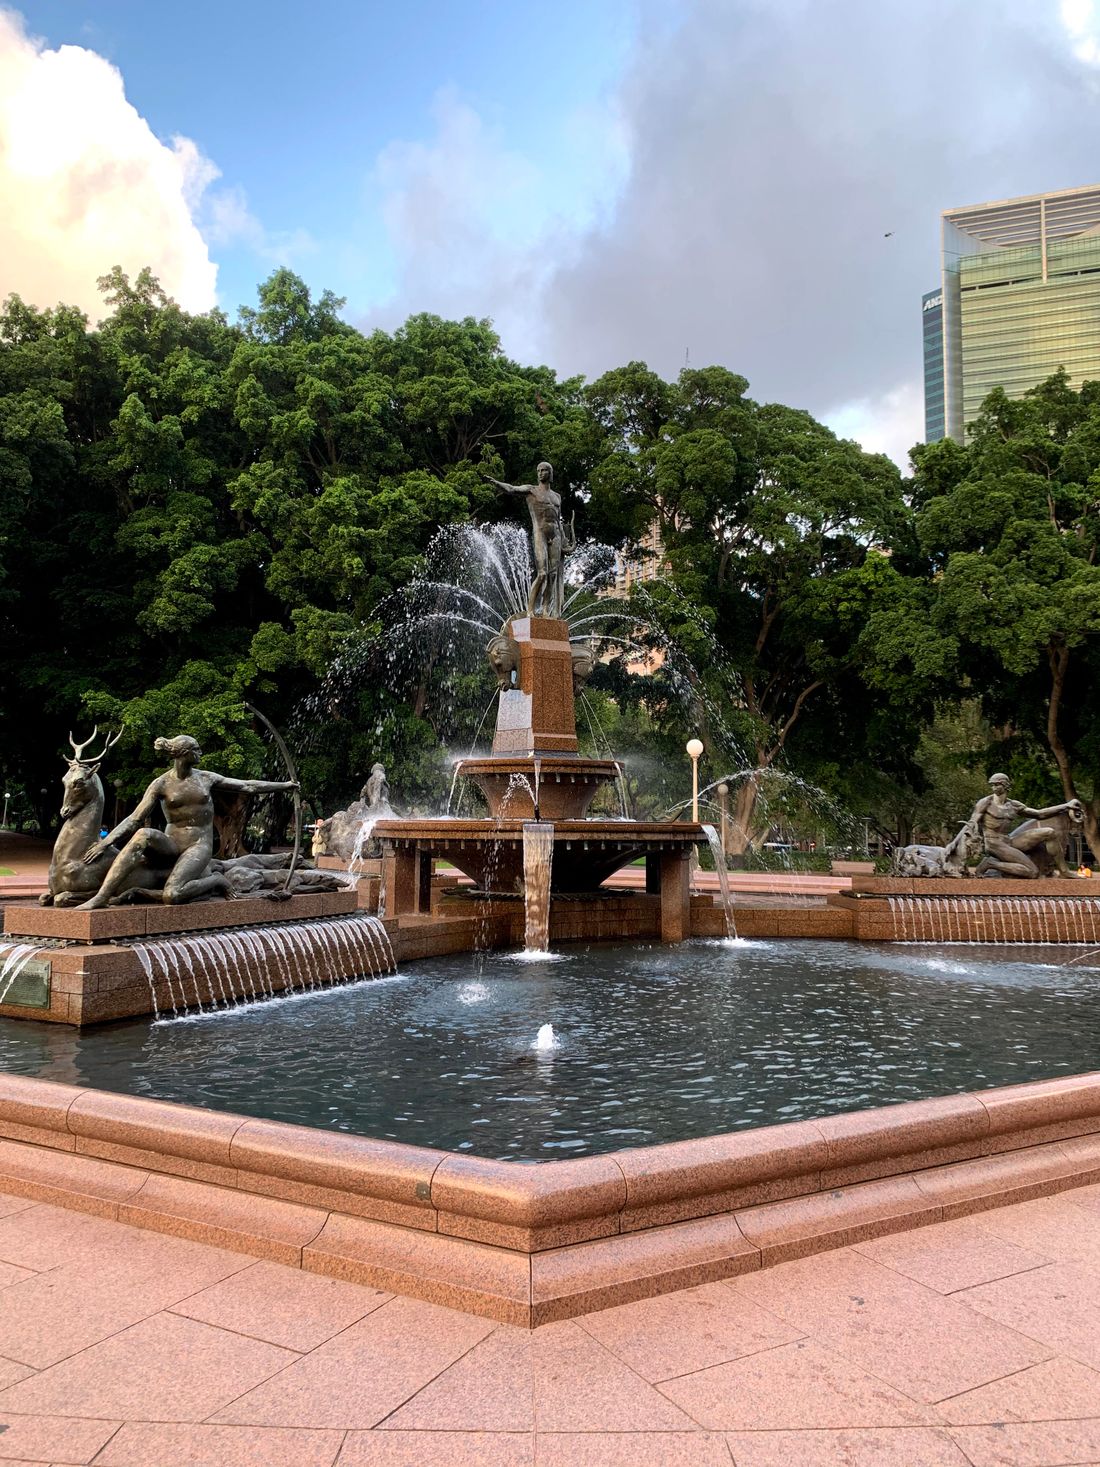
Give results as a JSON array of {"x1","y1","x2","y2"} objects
[{"x1": 371, "y1": 461, "x2": 706, "y2": 948}]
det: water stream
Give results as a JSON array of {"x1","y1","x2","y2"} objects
[
  {"x1": 700, "y1": 823, "x2": 738, "y2": 939},
  {"x1": 522, "y1": 822, "x2": 555, "y2": 952},
  {"x1": 130, "y1": 913, "x2": 395, "y2": 1019}
]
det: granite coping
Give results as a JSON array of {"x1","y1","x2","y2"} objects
[
  {"x1": 3, "y1": 889, "x2": 359, "y2": 941},
  {"x1": 851, "y1": 876, "x2": 1100, "y2": 897},
  {"x1": 4, "y1": 1070, "x2": 1100, "y2": 1323},
  {"x1": 3, "y1": 1069, "x2": 1100, "y2": 1247}
]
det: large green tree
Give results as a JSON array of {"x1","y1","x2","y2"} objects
[
  {"x1": 885, "y1": 372, "x2": 1100, "y2": 851},
  {"x1": 582, "y1": 364, "x2": 912, "y2": 847}
]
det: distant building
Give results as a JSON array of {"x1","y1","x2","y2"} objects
[
  {"x1": 922, "y1": 288, "x2": 945, "y2": 442},
  {"x1": 924, "y1": 184, "x2": 1100, "y2": 442},
  {"x1": 613, "y1": 520, "x2": 666, "y2": 596}
]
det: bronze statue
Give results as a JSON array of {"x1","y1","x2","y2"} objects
[
  {"x1": 484, "y1": 462, "x2": 575, "y2": 619},
  {"x1": 40, "y1": 728, "x2": 140, "y2": 906},
  {"x1": 322, "y1": 760, "x2": 397, "y2": 862},
  {"x1": 77, "y1": 734, "x2": 298, "y2": 907},
  {"x1": 210, "y1": 851, "x2": 346, "y2": 899},
  {"x1": 360, "y1": 762, "x2": 392, "y2": 814},
  {"x1": 487, "y1": 629, "x2": 520, "y2": 690},
  {"x1": 893, "y1": 821, "x2": 980, "y2": 878},
  {"x1": 970, "y1": 774, "x2": 1084, "y2": 878}
]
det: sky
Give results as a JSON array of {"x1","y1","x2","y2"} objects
[{"x1": 3, "y1": 0, "x2": 1100, "y2": 468}]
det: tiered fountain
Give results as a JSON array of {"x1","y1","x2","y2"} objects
[
  {"x1": 370, "y1": 461, "x2": 705, "y2": 949},
  {"x1": 372, "y1": 604, "x2": 703, "y2": 946}
]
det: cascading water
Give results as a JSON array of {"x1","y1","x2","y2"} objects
[
  {"x1": 885, "y1": 892, "x2": 1100, "y2": 944},
  {"x1": 700, "y1": 824, "x2": 738, "y2": 939},
  {"x1": 522, "y1": 821, "x2": 554, "y2": 952},
  {"x1": 0, "y1": 943, "x2": 41, "y2": 1003},
  {"x1": 132, "y1": 913, "x2": 395, "y2": 1020},
  {"x1": 533, "y1": 1023, "x2": 557, "y2": 1051}
]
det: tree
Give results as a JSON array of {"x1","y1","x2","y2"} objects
[
  {"x1": 583, "y1": 366, "x2": 911, "y2": 848},
  {"x1": 896, "y1": 373, "x2": 1100, "y2": 852}
]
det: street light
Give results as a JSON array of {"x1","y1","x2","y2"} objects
[
  {"x1": 686, "y1": 738, "x2": 704, "y2": 823},
  {"x1": 1, "y1": 792, "x2": 9, "y2": 828}
]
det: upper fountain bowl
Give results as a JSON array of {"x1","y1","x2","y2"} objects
[{"x1": 455, "y1": 753, "x2": 621, "y2": 820}]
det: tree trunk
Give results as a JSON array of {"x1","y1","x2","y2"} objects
[
  {"x1": 213, "y1": 792, "x2": 248, "y2": 858},
  {"x1": 1046, "y1": 643, "x2": 1100, "y2": 856},
  {"x1": 726, "y1": 773, "x2": 762, "y2": 854}
]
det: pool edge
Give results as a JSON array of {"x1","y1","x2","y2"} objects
[{"x1": 1, "y1": 1070, "x2": 1100, "y2": 1325}]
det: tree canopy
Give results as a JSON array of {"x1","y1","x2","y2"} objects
[{"x1": 0, "y1": 267, "x2": 1093, "y2": 858}]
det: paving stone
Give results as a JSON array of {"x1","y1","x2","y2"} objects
[
  {"x1": 734, "y1": 1246, "x2": 1051, "y2": 1401},
  {"x1": 657, "y1": 1338, "x2": 936, "y2": 1430},
  {"x1": 576, "y1": 1279, "x2": 802, "y2": 1382},
  {"x1": 210, "y1": 1297, "x2": 494, "y2": 1430},
  {"x1": 0, "y1": 1313, "x2": 298, "y2": 1421},
  {"x1": 0, "y1": 1411, "x2": 120, "y2": 1463},
  {"x1": 725, "y1": 1426, "x2": 973, "y2": 1466},
  {"x1": 170, "y1": 1259, "x2": 390, "y2": 1350},
  {"x1": 94, "y1": 1421, "x2": 344, "y2": 1466}
]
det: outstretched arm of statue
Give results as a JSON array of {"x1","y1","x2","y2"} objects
[
  {"x1": 83, "y1": 778, "x2": 162, "y2": 863},
  {"x1": 1025, "y1": 798, "x2": 1084, "y2": 821},
  {"x1": 214, "y1": 774, "x2": 299, "y2": 796},
  {"x1": 482, "y1": 474, "x2": 527, "y2": 497}
]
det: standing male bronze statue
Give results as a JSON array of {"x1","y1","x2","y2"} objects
[{"x1": 484, "y1": 461, "x2": 574, "y2": 619}]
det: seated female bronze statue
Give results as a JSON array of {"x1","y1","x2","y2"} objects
[{"x1": 78, "y1": 734, "x2": 298, "y2": 908}]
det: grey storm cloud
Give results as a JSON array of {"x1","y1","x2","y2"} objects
[{"x1": 541, "y1": 0, "x2": 1100, "y2": 416}]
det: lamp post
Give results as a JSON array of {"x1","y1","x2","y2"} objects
[
  {"x1": 685, "y1": 738, "x2": 704, "y2": 823},
  {"x1": 1, "y1": 792, "x2": 9, "y2": 828}
]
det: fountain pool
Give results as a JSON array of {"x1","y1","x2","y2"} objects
[{"x1": 3, "y1": 937, "x2": 1099, "y2": 1161}]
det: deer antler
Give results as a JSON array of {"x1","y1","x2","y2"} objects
[
  {"x1": 85, "y1": 726, "x2": 123, "y2": 765},
  {"x1": 67, "y1": 726, "x2": 99, "y2": 763}
]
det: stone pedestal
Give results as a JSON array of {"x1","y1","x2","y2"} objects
[{"x1": 493, "y1": 617, "x2": 577, "y2": 755}]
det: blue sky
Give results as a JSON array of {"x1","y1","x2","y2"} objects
[
  {"x1": 20, "y1": 0, "x2": 637, "y2": 318},
  {"x1": 4, "y1": 1, "x2": 1100, "y2": 465}
]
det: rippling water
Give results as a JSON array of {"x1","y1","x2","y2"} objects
[{"x1": 2, "y1": 938, "x2": 1099, "y2": 1160}]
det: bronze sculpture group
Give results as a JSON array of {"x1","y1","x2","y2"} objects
[
  {"x1": 42, "y1": 728, "x2": 344, "y2": 908},
  {"x1": 894, "y1": 774, "x2": 1085, "y2": 879}
]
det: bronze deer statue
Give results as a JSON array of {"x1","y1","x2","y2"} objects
[{"x1": 40, "y1": 727, "x2": 124, "y2": 907}]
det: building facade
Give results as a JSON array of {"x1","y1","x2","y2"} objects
[
  {"x1": 924, "y1": 184, "x2": 1100, "y2": 442},
  {"x1": 922, "y1": 288, "x2": 945, "y2": 442}
]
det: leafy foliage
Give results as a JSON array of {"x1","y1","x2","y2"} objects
[{"x1": 3, "y1": 265, "x2": 1095, "y2": 855}]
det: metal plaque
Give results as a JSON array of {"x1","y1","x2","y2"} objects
[{"x1": 2, "y1": 958, "x2": 51, "y2": 1010}]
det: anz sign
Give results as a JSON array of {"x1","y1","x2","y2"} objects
[{"x1": 923, "y1": 293, "x2": 943, "y2": 312}]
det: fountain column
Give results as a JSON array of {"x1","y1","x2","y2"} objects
[
  {"x1": 379, "y1": 845, "x2": 431, "y2": 916},
  {"x1": 493, "y1": 616, "x2": 578, "y2": 758},
  {"x1": 659, "y1": 850, "x2": 692, "y2": 942}
]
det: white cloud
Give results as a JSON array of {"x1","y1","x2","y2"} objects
[
  {"x1": 362, "y1": 88, "x2": 627, "y2": 356},
  {"x1": 0, "y1": 7, "x2": 217, "y2": 315},
  {"x1": 1061, "y1": 0, "x2": 1100, "y2": 63},
  {"x1": 825, "y1": 380, "x2": 924, "y2": 472},
  {"x1": 199, "y1": 182, "x2": 315, "y2": 270}
]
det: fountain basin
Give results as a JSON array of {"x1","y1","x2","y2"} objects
[
  {"x1": 2, "y1": 972, "x2": 1100, "y2": 1324},
  {"x1": 454, "y1": 753, "x2": 621, "y2": 820},
  {"x1": 374, "y1": 816, "x2": 702, "y2": 902}
]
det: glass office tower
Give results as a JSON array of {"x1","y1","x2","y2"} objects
[
  {"x1": 925, "y1": 185, "x2": 1100, "y2": 441},
  {"x1": 922, "y1": 289, "x2": 945, "y2": 441}
]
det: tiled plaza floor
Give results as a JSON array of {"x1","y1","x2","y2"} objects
[{"x1": 2, "y1": 1190, "x2": 1100, "y2": 1463}]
